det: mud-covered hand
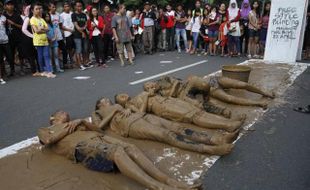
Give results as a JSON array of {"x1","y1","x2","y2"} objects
[
  {"x1": 120, "y1": 109, "x2": 132, "y2": 118},
  {"x1": 64, "y1": 119, "x2": 82, "y2": 134}
]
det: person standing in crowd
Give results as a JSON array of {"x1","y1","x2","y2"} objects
[
  {"x1": 72, "y1": 1, "x2": 92, "y2": 70},
  {"x1": 218, "y1": 16, "x2": 229, "y2": 57},
  {"x1": 87, "y1": 7, "x2": 106, "y2": 67},
  {"x1": 190, "y1": 9, "x2": 202, "y2": 55},
  {"x1": 304, "y1": 4, "x2": 310, "y2": 59},
  {"x1": 165, "y1": 4, "x2": 175, "y2": 51},
  {"x1": 30, "y1": 2, "x2": 56, "y2": 78},
  {"x1": 185, "y1": 9, "x2": 193, "y2": 53},
  {"x1": 259, "y1": 2, "x2": 271, "y2": 58},
  {"x1": 48, "y1": 2, "x2": 67, "y2": 71},
  {"x1": 21, "y1": 4, "x2": 40, "y2": 76},
  {"x1": 102, "y1": 4, "x2": 115, "y2": 62},
  {"x1": 132, "y1": 9, "x2": 143, "y2": 54},
  {"x1": 4, "y1": 0, "x2": 23, "y2": 77},
  {"x1": 240, "y1": 0, "x2": 251, "y2": 56},
  {"x1": 141, "y1": 2, "x2": 156, "y2": 55},
  {"x1": 204, "y1": 3, "x2": 212, "y2": 13},
  {"x1": 200, "y1": 17, "x2": 209, "y2": 56},
  {"x1": 157, "y1": 8, "x2": 167, "y2": 52},
  {"x1": 60, "y1": 1, "x2": 75, "y2": 68},
  {"x1": 218, "y1": 3, "x2": 227, "y2": 24},
  {"x1": 0, "y1": 2, "x2": 13, "y2": 84},
  {"x1": 45, "y1": 12, "x2": 63, "y2": 73},
  {"x1": 175, "y1": 4, "x2": 188, "y2": 53},
  {"x1": 112, "y1": 4, "x2": 134, "y2": 66},
  {"x1": 201, "y1": 8, "x2": 210, "y2": 54},
  {"x1": 208, "y1": 6, "x2": 219, "y2": 56},
  {"x1": 227, "y1": 0, "x2": 241, "y2": 57},
  {"x1": 247, "y1": 1, "x2": 261, "y2": 59},
  {"x1": 193, "y1": 0, "x2": 204, "y2": 16}
]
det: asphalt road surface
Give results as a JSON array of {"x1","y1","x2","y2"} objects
[{"x1": 0, "y1": 52, "x2": 309, "y2": 190}]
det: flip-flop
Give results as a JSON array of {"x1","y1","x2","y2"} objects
[{"x1": 294, "y1": 105, "x2": 310, "y2": 114}]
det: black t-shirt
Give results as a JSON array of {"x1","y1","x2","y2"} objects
[
  {"x1": 71, "y1": 12, "x2": 87, "y2": 39},
  {"x1": 4, "y1": 12, "x2": 23, "y2": 40},
  {"x1": 200, "y1": 24, "x2": 208, "y2": 36}
]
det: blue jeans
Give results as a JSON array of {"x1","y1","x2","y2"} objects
[
  {"x1": 228, "y1": 35, "x2": 241, "y2": 54},
  {"x1": 51, "y1": 46, "x2": 61, "y2": 71},
  {"x1": 192, "y1": 32, "x2": 199, "y2": 49},
  {"x1": 36, "y1": 46, "x2": 52, "y2": 72},
  {"x1": 176, "y1": 28, "x2": 188, "y2": 50}
]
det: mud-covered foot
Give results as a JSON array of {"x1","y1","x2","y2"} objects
[
  {"x1": 222, "y1": 109, "x2": 232, "y2": 118},
  {"x1": 263, "y1": 91, "x2": 276, "y2": 99},
  {"x1": 235, "y1": 114, "x2": 247, "y2": 122},
  {"x1": 225, "y1": 120, "x2": 244, "y2": 132},
  {"x1": 223, "y1": 130, "x2": 240, "y2": 144},
  {"x1": 210, "y1": 130, "x2": 240, "y2": 145},
  {"x1": 210, "y1": 144, "x2": 234, "y2": 156},
  {"x1": 260, "y1": 101, "x2": 269, "y2": 110},
  {"x1": 165, "y1": 178, "x2": 194, "y2": 189}
]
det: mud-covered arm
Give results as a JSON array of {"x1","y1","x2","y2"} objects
[
  {"x1": 38, "y1": 119, "x2": 84, "y2": 145},
  {"x1": 97, "y1": 110, "x2": 118, "y2": 130},
  {"x1": 168, "y1": 80, "x2": 180, "y2": 97},
  {"x1": 139, "y1": 92, "x2": 152, "y2": 113}
]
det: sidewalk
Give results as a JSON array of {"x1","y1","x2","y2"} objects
[{"x1": 203, "y1": 67, "x2": 310, "y2": 190}]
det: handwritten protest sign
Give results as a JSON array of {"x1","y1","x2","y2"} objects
[{"x1": 264, "y1": 0, "x2": 308, "y2": 63}]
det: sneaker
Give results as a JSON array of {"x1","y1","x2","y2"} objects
[
  {"x1": 178, "y1": 49, "x2": 181, "y2": 53},
  {"x1": 46, "y1": 73, "x2": 56, "y2": 78},
  {"x1": 0, "y1": 78, "x2": 6, "y2": 85},
  {"x1": 79, "y1": 65, "x2": 87, "y2": 71},
  {"x1": 57, "y1": 69, "x2": 65, "y2": 73},
  {"x1": 32, "y1": 72, "x2": 41, "y2": 77},
  {"x1": 84, "y1": 64, "x2": 94, "y2": 69},
  {"x1": 253, "y1": 54, "x2": 259, "y2": 58},
  {"x1": 247, "y1": 54, "x2": 252, "y2": 59}
]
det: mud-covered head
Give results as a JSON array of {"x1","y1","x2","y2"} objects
[
  {"x1": 50, "y1": 111, "x2": 70, "y2": 125},
  {"x1": 95, "y1": 97, "x2": 113, "y2": 110},
  {"x1": 143, "y1": 81, "x2": 160, "y2": 93},
  {"x1": 155, "y1": 76, "x2": 176, "y2": 90},
  {"x1": 115, "y1": 93, "x2": 130, "y2": 107}
]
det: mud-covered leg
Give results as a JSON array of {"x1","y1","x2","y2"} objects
[
  {"x1": 210, "y1": 88, "x2": 268, "y2": 109},
  {"x1": 203, "y1": 101, "x2": 231, "y2": 118},
  {"x1": 218, "y1": 77, "x2": 275, "y2": 98},
  {"x1": 192, "y1": 112, "x2": 244, "y2": 132},
  {"x1": 103, "y1": 135, "x2": 197, "y2": 189},
  {"x1": 113, "y1": 147, "x2": 180, "y2": 190}
]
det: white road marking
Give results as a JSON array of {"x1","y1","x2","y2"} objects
[
  {"x1": 129, "y1": 60, "x2": 208, "y2": 85},
  {"x1": 73, "y1": 76, "x2": 91, "y2": 80},
  {"x1": 135, "y1": 71, "x2": 144, "y2": 74},
  {"x1": 160, "y1": 61, "x2": 173, "y2": 64}
]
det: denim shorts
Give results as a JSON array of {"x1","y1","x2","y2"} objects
[
  {"x1": 208, "y1": 30, "x2": 218, "y2": 38},
  {"x1": 74, "y1": 38, "x2": 88, "y2": 54},
  {"x1": 249, "y1": 29, "x2": 260, "y2": 38}
]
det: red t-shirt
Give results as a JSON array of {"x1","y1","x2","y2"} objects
[{"x1": 166, "y1": 10, "x2": 175, "y2": 28}]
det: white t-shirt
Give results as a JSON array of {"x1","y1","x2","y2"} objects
[
  {"x1": 190, "y1": 16, "x2": 202, "y2": 33},
  {"x1": 51, "y1": 12, "x2": 64, "y2": 41},
  {"x1": 60, "y1": 11, "x2": 74, "y2": 38},
  {"x1": 0, "y1": 15, "x2": 8, "y2": 44},
  {"x1": 92, "y1": 18, "x2": 101, "y2": 36}
]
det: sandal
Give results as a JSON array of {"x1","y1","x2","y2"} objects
[{"x1": 294, "y1": 105, "x2": 310, "y2": 114}]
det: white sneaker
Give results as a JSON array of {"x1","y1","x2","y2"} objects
[
  {"x1": 247, "y1": 54, "x2": 252, "y2": 59},
  {"x1": 79, "y1": 65, "x2": 86, "y2": 71},
  {"x1": 178, "y1": 49, "x2": 181, "y2": 53},
  {"x1": 0, "y1": 79, "x2": 6, "y2": 85}
]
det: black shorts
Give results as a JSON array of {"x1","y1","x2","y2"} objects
[
  {"x1": 65, "y1": 35, "x2": 75, "y2": 50},
  {"x1": 186, "y1": 30, "x2": 192, "y2": 41}
]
